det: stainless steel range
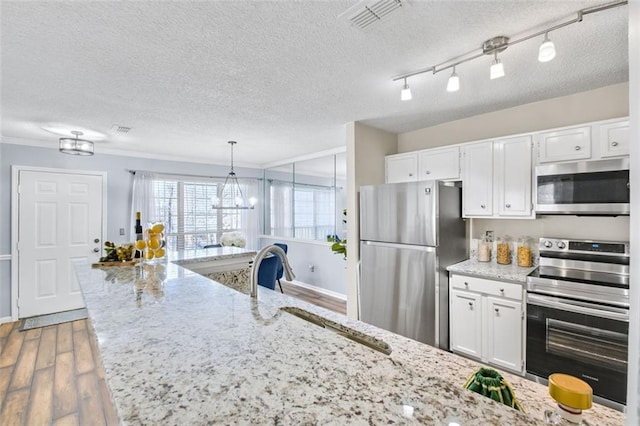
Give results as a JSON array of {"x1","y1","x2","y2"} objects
[{"x1": 526, "y1": 238, "x2": 629, "y2": 410}]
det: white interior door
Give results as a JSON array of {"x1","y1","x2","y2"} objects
[{"x1": 18, "y1": 170, "x2": 104, "y2": 318}]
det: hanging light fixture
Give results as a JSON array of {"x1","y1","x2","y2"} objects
[
  {"x1": 400, "y1": 78, "x2": 412, "y2": 101},
  {"x1": 390, "y1": 1, "x2": 625, "y2": 96},
  {"x1": 490, "y1": 51, "x2": 505, "y2": 80},
  {"x1": 211, "y1": 141, "x2": 256, "y2": 210},
  {"x1": 446, "y1": 67, "x2": 460, "y2": 92},
  {"x1": 59, "y1": 131, "x2": 94, "y2": 156},
  {"x1": 538, "y1": 32, "x2": 557, "y2": 62}
]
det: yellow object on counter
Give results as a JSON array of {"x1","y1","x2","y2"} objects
[{"x1": 548, "y1": 373, "x2": 593, "y2": 410}]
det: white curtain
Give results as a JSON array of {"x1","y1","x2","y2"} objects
[
  {"x1": 269, "y1": 181, "x2": 293, "y2": 238},
  {"x1": 241, "y1": 179, "x2": 261, "y2": 250},
  {"x1": 130, "y1": 171, "x2": 158, "y2": 233}
]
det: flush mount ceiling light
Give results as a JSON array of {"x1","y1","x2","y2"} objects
[
  {"x1": 400, "y1": 78, "x2": 412, "y2": 101},
  {"x1": 391, "y1": 0, "x2": 626, "y2": 98},
  {"x1": 59, "y1": 131, "x2": 94, "y2": 156},
  {"x1": 212, "y1": 141, "x2": 256, "y2": 210}
]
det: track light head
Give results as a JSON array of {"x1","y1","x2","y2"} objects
[
  {"x1": 490, "y1": 53, "x2": 505, "y2": 80},
  {"x1": 447, "y1": 68, "x2": 460, "y2": 92},
  {"x1": 538, "y1": 33, "x2": 557, "y2": 62},
  {"x1": 401, "y1": 78, "x2": 412, "y2": 101}
]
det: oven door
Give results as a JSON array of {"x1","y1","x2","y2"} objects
[
  {"x1": 535, "y1": 158, "x2": 630, "y2": 215},
  {"x1": 526, "y1": 293, "x2": 628, "y2": 405}
]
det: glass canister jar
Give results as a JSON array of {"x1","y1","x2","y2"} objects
[
  {"x1": 496, "y1": 236, "x2": 512, "y2": 265},
  {"x1": 477, "y1": 236, "x2": 492, "y2": 262},
  {"x1": 517, "y1": 237, "x2": 533, "y2": 267}
]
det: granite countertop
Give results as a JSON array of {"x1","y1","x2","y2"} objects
[
  {"x1": 447, "y1": 259, "x2": 537, "y2": 283},
  {"x1": 170, "y1": 246, "x2": 256, "y2": 265},
  {"x1": 78, "y1": 253, "x2": 623, "y2": 425}
]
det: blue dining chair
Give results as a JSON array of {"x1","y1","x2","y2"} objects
[
  {"x1": 273, "y1": 243, "x2": 288, "y2": 293},
  {"x1": 257, "y1": 255, "x2": 280, "y2": 291}
]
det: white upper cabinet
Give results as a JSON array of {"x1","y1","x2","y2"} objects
[
  {"x1": 462, "y1": 141, "x2": 493, "y2": 217},
  {"x1": 385, "y1": 152, "x2": 417, "y2": 183},
  {"x1": 417, "y1": 146, "x2": 460, "y2": 181},
  {"x1": 494, "y1": 136, "x2": 533, "y2": 217},
  {"x1": 536, "y1": 126, "x2": 591, "y2": 163},
  {"x1": 599, "y1": 119, "x2": 629, "y2": 158}
]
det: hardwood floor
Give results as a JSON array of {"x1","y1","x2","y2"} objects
[
  {"x1": 279, "y1": 281, "x2": 347, "y2": 315},
  {"x1": 0, "y1": 319, "x2": 117, "y2": 426}
]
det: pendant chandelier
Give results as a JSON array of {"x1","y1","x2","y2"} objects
[{"x1": 212, "y1": 141, "x2": 256, "y2": 210}]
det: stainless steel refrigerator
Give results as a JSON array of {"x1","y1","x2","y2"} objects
[{"x1": 359, "y1": 180, "x2": 466, "y2": 350}]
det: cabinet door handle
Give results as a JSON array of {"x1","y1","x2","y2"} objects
[
  {"x1": 575, "y1": 146, "x2": 582, "y2": 151},
  {"x1": 505, "y1": 204, "x2": 511, "y2": 208},
  {"x1": 495, "y1": 308, "x2": 500, "y2": 314},
  {"x1": 612, "y1": 141, "x2": 619, "y2": 147},
  {"x1": 480, "y1": 204, "x2": 486, "y2": 209},
  {"x1": 500, "y1": 288, "x2": 505, "y2": 294},
  {"x1": 425, "y1": 170, "x2": 431, "y2": 175},
  {"x1": 464, "y1": 282, "x2": 469, "y2": 287},
  {"x1": 468, "y1": 302, "x2": 473, "y2": 308},
  {"x1": 408, "y1": 173, "x2": 413, "y2": 177}
]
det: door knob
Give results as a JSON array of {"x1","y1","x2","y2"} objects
[
  {"x1": 575, "y1": 146, "x2": 581, "y2": 151},
  {"x1": 93, "y1": 248, "x2": 100, "y2": 253},
  {"x1": 611, "y1": 141, "x2": 619, "y2": 147},
  {"x1": 94, "y1": 238, "x2": 100, "y2": 243}
]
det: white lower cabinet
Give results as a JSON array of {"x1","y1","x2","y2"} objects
[{"x1": 449, "y1": 274, "x2": 525, "y2": 374}]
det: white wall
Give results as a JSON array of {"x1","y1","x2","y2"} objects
[
  {"x1": 259, "y1": 236, "x2": 346, "y2": 297},
  {"x1": 626, "y1": 1, "x2": 639, "y2": 424},
  {"x1": 398, "y1": 82, "x2": 629, "y2": 152},
  {"x1": 0, "y1": 142, "x2": 263, "y2": 319},
  {"x1": 346, "y1": 122, "x2": 398, "y2": 319}
]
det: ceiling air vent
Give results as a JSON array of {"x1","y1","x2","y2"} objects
[
  {"x1": 110, "y1": 125, "x2": 132, "y2": 134},
  {"x1": 340, "y1": 0, "x2": 409, "y2": 30}
]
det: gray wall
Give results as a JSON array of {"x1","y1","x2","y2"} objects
[{"x1": 0, "y1": 143, "x2": 263, "y2": 318}]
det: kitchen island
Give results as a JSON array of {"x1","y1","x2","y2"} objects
[{"x1": 79, "y1": 252, "x2": 624, "y2": 425}]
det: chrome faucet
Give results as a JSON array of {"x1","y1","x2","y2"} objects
[{"x1": 250, "y1": 245, "x2": 295, "y2": 298}]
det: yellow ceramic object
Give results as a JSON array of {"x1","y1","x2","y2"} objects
[
  {"x1": 145, "y1": 250, "x2": 155, "y2": 260},
  {"x1": 151, "y1": 223, "x2": 165, "y2": 234},
  {"x1": 135, "y1": 240, "x2": 147, "y2": 250},
  {"x1": 155, "y1": 248, "x2": 165, "y2": 258},
  {"x1": 148, "y1": 237, "x2": 161, "y2": 250},
  {"x1": 548, "y1": 373, "x2": 592, "y2": 410}
]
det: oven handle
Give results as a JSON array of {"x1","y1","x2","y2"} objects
[{"x1": 527, "y1": 293, "x2": 629, "y2": 322}]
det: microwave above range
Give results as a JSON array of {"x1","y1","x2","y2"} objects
[{"x1": 535, "y1": 158, "x2": 629, "y2": 216}]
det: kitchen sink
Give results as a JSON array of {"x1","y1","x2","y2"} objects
[{"x1": 279, "y1": 306, "x2": 392, "y2": 355}]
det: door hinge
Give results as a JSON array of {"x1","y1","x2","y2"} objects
[{"x1": 521, "y1": 360, "x2": 525, "y2": 370}]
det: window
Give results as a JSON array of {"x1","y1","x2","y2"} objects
[
  {"x1": 151, "y1": 178, "x2": 250, "y2": 250},
  {"x1": 293, "y1": 185, "x2": 335, "y2": 240}
]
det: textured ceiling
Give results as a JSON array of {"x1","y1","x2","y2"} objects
[{"x1": 0, "y1": 1, "x2": 629, "y2": 167}]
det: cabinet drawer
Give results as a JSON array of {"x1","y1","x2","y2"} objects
[{"x1": 450, "y1": 274, "x2": 522, "y2": 299}]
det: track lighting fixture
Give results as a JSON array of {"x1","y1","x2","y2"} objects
[
  {"x1": 392, "y1": 0, "x2": 625, "y2": 99},
  {"x1": 538, "y1": 33, "x2": 557, "y2": 62},
  {"x1": 401, "y1": 78, "x2": 412, "y2": 101},
  {"x1": 446, "y1": 67, "x2": 459, "y2": 92},
  {"x1": 490, "y1": 52, "x2": 505, "y2": 80}
]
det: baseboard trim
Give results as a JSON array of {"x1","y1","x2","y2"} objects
[
  {"x1": 288, "y1": 280, "x2": 347, "y2": 301},
  {"x1": 0, "y1": 316, "x2": 13, "y2": 325}
]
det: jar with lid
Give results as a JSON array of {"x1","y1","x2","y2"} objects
[
  {"x1": 517, "y1": 237, "x2": 532, "y2": 267},
  {"x1": 477, "y1": 236, "x2": 492, "y2": 262},
  {"x1": 496, "y1": 236, "x2": 512, "y2": 265}
]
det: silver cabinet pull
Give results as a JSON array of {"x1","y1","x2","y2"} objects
[
  {"x1": 500, "y1": 288, "x2": 505, "y2": 293},
  {"x1": 464, "y1": 282, "x2": 469, "y2": 287},
  {"x1": 505, "y1": 204, "x2": 511, "y2": 208},
  {"x1": 425, "y1": 170, "x2": 431, "y2": 175},
  {"x1": 495, "y1": 308, "x2": 500, "y2": 314},
  {"x1": 480, "y1": 204, "x2": 486, "y2": 209},
  {"x1": 408, "y1": 173, "x2": 413, "y2": 177},
  {"x1": 611, "y1": 141, "x2": 619, "y2": 147},
  {"x1": 93, "y1": 248, "x2": 100, "y2": 253},
  {"x1": 575, "y1": 146, "x2": 581, "y2": 151},
  {"x1": 468, "y1": 302, "x2": 473, "y2": 308}
]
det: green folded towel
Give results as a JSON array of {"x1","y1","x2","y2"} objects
[{"x1": 463, "y1": 368, "x2": 525, "y2": 412}]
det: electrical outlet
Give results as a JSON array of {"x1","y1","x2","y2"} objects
[
  {"x1": 308, "y1": 264, "x2": 315, "y2": 272},
  {"x1": 485, "y1": 230, "x2": 494, "y2": 242},
  {"x1": 119, "y1": 228, "x2": 125, "y2": 236}
]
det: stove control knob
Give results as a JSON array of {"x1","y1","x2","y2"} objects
[
  {"x1": 557, "y1": 241, "x2": 566, "y2": 249},
  {"x1": 543, "y1": 240, "x2": 553, "y2": 248}
]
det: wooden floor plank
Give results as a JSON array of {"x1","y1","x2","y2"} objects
[
  {"x1": 73, "y1": 330, "x2": 95, "y2": 375},
  {"x1": 77, "y1": 373, "x2": 106, "y2": 426},
  {"x1": 9, "y1": 338, "x2": 38, "y2": 390},
  {"x1": 0, "y1": 327, "x2": 25, "y2": 368},
  {"x1": 99, "y1": 377, "x2": 119, "y2": 426},
  {"x1": 23, "y1": 327, "x2": 43, "y2": 341},
  {"x1": 35, "y1": 326, "x2": 58, "y2": 370},
  {"x1": 25, "y1": 367, "x2": 54, "y2": 425},
  {"x1": 53, "y1": 412, "x2": 79, "y2": 426},
  {"x1": 0, "y1": 322, "x2": 14, "y2": 338},
  {"x1": 0, "y1": 388, "x2": 30, "y2": 426},
  {"x1": 71, "y1": 320, "x2": 85, "y2": 333},
  {"x1": 280, "y1": 281, "x2": 347, "y2": 315},
  {"x1": 56, "y1": 322, "x2": 73, "y2": 354},
  {"x1": 0, "y1": 365, "x2": 13, "y2": 409},
  {"x1": 53, "y1": 351, "x2": 77, "y2": 419}
]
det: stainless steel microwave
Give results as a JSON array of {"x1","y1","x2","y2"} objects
[{"x1": 535, "y1": 158, "x2": 630, "y2": 215}]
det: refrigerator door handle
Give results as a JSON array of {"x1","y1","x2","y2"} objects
[{"x1": 361, "y1": 240, "x2": 437, "y2": 252}]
